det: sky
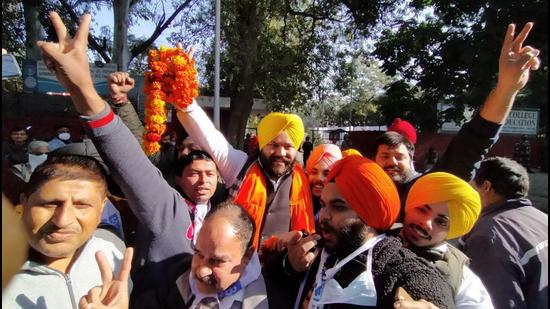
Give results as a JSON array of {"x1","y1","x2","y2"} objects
[{"x1": 92, "y1": 5, "x2": 172, "y2": 47}]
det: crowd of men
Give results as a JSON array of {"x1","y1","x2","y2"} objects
[{"x1": 2, "y1": 11, "x2": 548, "y2": 309}]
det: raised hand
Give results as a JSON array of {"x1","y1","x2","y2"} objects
[
  {"x1": 498, "y1": 23, "x2": 541, "y2": 92},
  {"x1": 79, "y1": 247, "x2": 134, "y2": 309},
  {"x1": 37, "y1": 11, "x2": 104, "y2": 116},
  {"x1": 108, "y1": 72, "x2": 135, "y2": 104}
]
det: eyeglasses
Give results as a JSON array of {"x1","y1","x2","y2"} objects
[{"x1": 31, "y1": 152, "x2": 48, "y2": 155}]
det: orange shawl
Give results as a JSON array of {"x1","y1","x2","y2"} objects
[{"x1": 234, "y1": 162, "x2": 315, "y2": 249}]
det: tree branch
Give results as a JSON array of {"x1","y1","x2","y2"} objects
[
  {"x1": 129, "y1": 0, "x2": 193, "y2": 62},
  {"x1": 57, "y1": 0, "x2": 112, "y2": 62}
]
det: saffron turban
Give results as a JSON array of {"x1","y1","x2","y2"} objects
[
  {"x1": 388, "y1": 118, "x2": 417, "y2": 144},
  {"x1": 306, "y1": 144, "x2": 342, "y2": 173},
  {"x1": 341, "y1": 148, "x2": 362, "y2": 158},
  {"x1": 257, "y1": 112, "x2": 304, "y2": 150},
  {"x1": 326, "y1": 156, "x2": 400, "y2": 231},
  {"x1": 406, "y1": 172, "x2": 481, "y2": 240}
]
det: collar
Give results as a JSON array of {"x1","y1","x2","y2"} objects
[
  {"x1": 188, "y1": 252, "x2": 262, "y2": 309},
  {"x1": 480, "y1": 197, "x2": 532, "y2": 217}
]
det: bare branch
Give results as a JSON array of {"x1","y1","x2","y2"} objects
[
  {"x1": 129, "y1": 0, "x2": 193, "y2": 62},
  {"x1": 57, "y1": 0, "x2": 112, "y2": 62}
]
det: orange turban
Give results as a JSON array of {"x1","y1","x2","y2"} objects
[
  {"x1": 341, "y1": 148, "x2": 362, "y2": 158},
  {"x1": 306, "y1": 144, "x2": 342, "y2": 173},
  {"x1": 257, "y1": 113, "x2": 304, "y2": 150},
  {"x1": 326, "y1": 156, "x2": 400, "y2": 231},
  {"x1": 406, "y1": 172, "x2": 481, "y2": 239}
]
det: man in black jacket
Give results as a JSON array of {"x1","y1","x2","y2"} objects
[
  {"x1": 460, "y1": 157, "x2": 548, "y2": 308},
  {"x1": 264, "y1": 156, "x2": 454, "y2": 308}
]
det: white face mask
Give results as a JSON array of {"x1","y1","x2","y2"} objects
[
  {"x1": 28, "y1": 154, "x2": 48, "y2": 171},
  {"x1": 58, "y1": 132, "x2": 71, "y2": 141}
]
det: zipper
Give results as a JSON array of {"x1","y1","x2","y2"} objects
[{"x1": 65, "y1": 275, "x2": 78, "y2": 309}]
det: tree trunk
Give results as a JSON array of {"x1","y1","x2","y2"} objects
[
  {"x1": 224, "y1": 0, "x2": 261, "y2": 148},
  {"x1": 22, "y1": 0, "x2": 43, "y2": 60},
  {"x1": 113, "y1": 0, "x2": 130, "y2": 71}
]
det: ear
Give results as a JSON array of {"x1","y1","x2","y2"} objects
[
  {"x1": 14, "y1": 204, "x2": 23, "y2": 219},
  {"x1": 480, "y1": 180, "x2": 492, "y2": 194}
]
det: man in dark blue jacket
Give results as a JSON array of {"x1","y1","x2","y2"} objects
[{"x1": 460, "y1": 157, "x2": 547, "y2": 308}]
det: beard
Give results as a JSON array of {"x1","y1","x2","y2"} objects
[
  {"x1": 319, "y1": 218, "x2": 369, "y2": 259},
  {"x1": 385, "y1": 165, "x2": 415, "y2": 185},
  {"x1": 260, "y1": 152, "x2": 294, "y2": 179}
]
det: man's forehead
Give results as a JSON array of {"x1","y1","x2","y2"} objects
[{"x1": 378, "y1": 143, "x2": 409, "y2": 154}]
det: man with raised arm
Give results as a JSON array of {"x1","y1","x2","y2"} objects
[
  {"x1": 370, "y1": 23, "x2": 541, "y2": 220},
  {"x1": 33, "y1": 12, "x2": 219, "y2": 308},
  {"x1": 175, "y1": 87, "x2": 315, "y2": 249}
]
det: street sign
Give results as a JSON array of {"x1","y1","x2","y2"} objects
[
  {"x1": 2, "y1": 54, "x2": 22, "y2": 79},
  {"x1": 22, "y1": 59, "x2": 117, "y2": 95}
]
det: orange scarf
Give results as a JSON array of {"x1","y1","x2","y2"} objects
[{"x1": 234, "y1": 162, "x2": 315, "y2": 249}]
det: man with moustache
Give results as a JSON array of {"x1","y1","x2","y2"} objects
[
  {"x1": 177, "y1": 106, "x2": 315, "y2": 249},
  {"x1": 305, "y1": 144, "x2": 342, "y2": 216},
  {"x1": 32, "y1": 12, "x2": 221, "y2": 308},
  {"x1": 266, "y1": 156, "x2": 454, "y2": 308},
  {"x1": 2, "y1": 155, "x2": 124, "y2": 308},
  {"x1": 399, "y1": 172, "x2": 493, "y2": 308},
  {"x1": 79, "y1": 202, "x2": 268, "y2": 309},
  {"x1": 370, "y1": 22, "x2": 541, "y2": 221}
]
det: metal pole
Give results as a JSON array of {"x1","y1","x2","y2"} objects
[{"x1": 214, "y1": 0, "x2": 221, "y2": 129}]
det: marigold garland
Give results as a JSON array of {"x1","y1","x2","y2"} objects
[{"x1": 143, "y1": 45, "x2": 199, "y2": 155}]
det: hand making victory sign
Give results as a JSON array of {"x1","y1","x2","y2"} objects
[
  {"x1": 79, "y1": 248, "x2": 134, "y2": 309},
  {"x1": 497, "y1": 22, "x2": 540, "y2": 93},
  {"x1": 37, "y1": 11, "x2": 105, "y2": 116}
]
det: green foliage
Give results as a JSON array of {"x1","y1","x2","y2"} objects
[{"x1": 371, "y1": 0, "x2": 548, "y2": 131}]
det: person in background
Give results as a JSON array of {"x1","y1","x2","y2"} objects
[
  {"x1": 301, "y1": 136, "x2": 314, "y2": 166},
  {"x1": 305, "y1": 144, "x2": 342, "y2": 216},
  {"x1": 340, "y1": 133, "x2": 353, "y2": 150},
  {"x1": 48, "y1": 125, "x2": 72, "y2": 151},
  {"x1": 425, "y1": 147, "x2": 438, "y2": 172},
  {"x1": 460, "y1": 157, "x2": 548, "y2": 308},
  {"x1": 243, "y1": 133, "x2": 251, "y2": 154},
  {"x1": 2, "y1": 126, "x2": 30, "y2": 165},
  {"x1": 11, "y1": 140, "x2": 50, "y2": 182}
]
